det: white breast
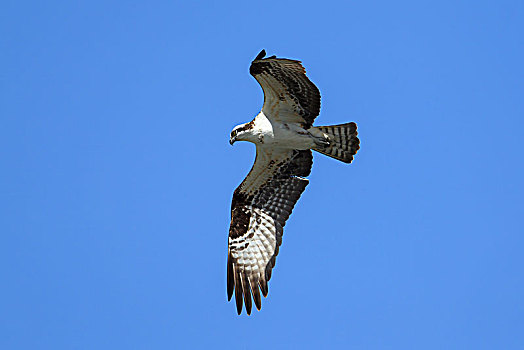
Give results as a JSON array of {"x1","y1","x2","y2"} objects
[{"x1": 253, "y1": 112, "x2": 316, "y2": 150}]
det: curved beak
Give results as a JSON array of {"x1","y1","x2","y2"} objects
[{"x1": 229, "y1": 136, "x2": 236, "y2": 146}]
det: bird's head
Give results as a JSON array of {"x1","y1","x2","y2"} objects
[{"x1": 229, "y1": 122, "x2": 254, "y2": 145}]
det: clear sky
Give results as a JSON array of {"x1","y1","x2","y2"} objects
[{"x1": 1, "y1": 1, "x2": 523, "y2": 349}]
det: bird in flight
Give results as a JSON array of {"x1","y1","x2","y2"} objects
[{"x1": 228, "y1": 50, "x2": 360, "y2": 315}]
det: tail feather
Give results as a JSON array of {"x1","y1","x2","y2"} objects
[{"x1": 313, "y1": 122, "x2": 360, "y2": 163}]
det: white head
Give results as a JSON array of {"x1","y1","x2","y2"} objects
[{"x1": 229, "y1": 122, "x2": 255, "y2": 145}]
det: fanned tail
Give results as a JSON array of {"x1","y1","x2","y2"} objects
[{"x1": 312, "y1": 122, "x2": 360, "y2": 163}]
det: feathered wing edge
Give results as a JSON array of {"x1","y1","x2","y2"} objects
[
  {"x1": 249, "y1": 50, "x2": 321, "y2": 128},
  {"x1": 227, "y1": 150, "x2": 312, "y2": 315}
]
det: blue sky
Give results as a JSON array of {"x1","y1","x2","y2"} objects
[{"x1": 1, "y1": 0, "x2": 523, "y2": 349}]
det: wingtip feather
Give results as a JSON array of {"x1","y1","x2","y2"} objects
[
  {"x1": 227, "y1": 252, "x2": 235, "y2": 300},
  {"x1": 255, "y1": 49, "x2": 266, "y2": 61},
  {"x1": 243, "y1": 276, "x2": 253, "y2": 315},
  {"x1": 235, "y1": 277, "x2": 243, "y2": 315},
  {"x1": 259, "y1": 279, "x2": 269, "y2": 297},
  {"x1": 252, "y1": 285, "x2": 262, "y2": 310}
]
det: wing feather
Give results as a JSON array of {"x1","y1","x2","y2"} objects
[
  {"x1": 227, "y1": 148, "x2": 312, "y2": 315},
  {"x1": 251, "y1": 281, "x2": 262, "y2": 310},
  {"x1": 234, "y1": 268, "x2": 243, "y2": 314},
  {"x1": 250, "y1": 49, "x2": 321, "y2": 128},
  {"x1": 242, "y1": 274, "x2": 253, "y2": 315}
]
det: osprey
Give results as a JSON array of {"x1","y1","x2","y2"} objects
[{"x1": 228, "y1": 50, "x2": 360, "y2": 315}]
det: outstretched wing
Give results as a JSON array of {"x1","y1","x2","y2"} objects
[
  {"x1": 228, "y1": 148, "x2": 313, "y2": 315},
  {"x1": 250, "y1": 49, "x2": 321, "y2": 128}
]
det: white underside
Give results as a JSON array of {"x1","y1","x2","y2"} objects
[{"x1": 248, "y1": 112, "x2": 317, "y2": 150}]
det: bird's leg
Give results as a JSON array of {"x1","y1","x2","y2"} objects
[{"x1": 307, "y1": 128, "x2": 330, "y2": 147}]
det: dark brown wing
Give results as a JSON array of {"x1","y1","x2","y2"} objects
[
  {"x1": 250, "y1": 49, "x2": 321, "y2": 128},
  {"x1": 227, "y1": 148, "x2": 313, "y2": 315}
]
